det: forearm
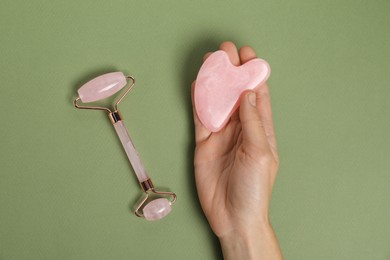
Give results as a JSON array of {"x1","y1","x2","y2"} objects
[{"x1": 219, "y1": 223, "x2": 283, "y2": 260}]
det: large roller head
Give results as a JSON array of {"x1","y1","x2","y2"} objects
[{"x1": 77, "y1": 72, "x2": 127, "y2": 103}]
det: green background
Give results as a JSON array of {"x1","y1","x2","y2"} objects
[{"x1": 1, "y1": 0, "x2": 389, "y2": 259}]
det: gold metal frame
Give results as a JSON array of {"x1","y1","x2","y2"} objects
[{"x1": 134, "y1": 178, "x2": 177, "y2": 217}]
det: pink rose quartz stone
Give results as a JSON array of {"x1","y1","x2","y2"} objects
[
  {"x1": 194, "y1": 50, "x2": 271, "y2": 132},
  {"x1": 78, "y1": 72, "x2": 127, "y2": 103},
  {"x1": 113, "y1": 121, "x2": 150, "y2": 182},
  {"x1": 143, "y1": 198, "x2": 172, "y2": 221}
]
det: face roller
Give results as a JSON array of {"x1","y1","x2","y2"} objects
[{"x1": 73, "y1": 72, "x2": 176, "y2": 221}]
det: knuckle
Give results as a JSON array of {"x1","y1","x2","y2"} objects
[{"x1": 241, "y1": 144, "x2": 278, "y2": 168}]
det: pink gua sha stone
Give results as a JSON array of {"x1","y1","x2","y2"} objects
[{"x1": 194, "y1": 50, "x2": 271, "y2": 132}]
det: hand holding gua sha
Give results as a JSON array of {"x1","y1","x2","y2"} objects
[
  {"x1": 74, "y1": 72, "x2": 177, "y2": 221},
  {"x1": 194, "y1": 50, "x2": 271, "y2": 132}
]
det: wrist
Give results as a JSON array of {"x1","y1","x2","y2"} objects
[
  {"x1": 219, "y1": 230, "x2": 261, "y2": 260},
  {"x1": 219, "y1": 223, "x2": 282, "y2": 260}
]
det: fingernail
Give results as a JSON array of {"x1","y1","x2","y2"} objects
[{"x1": 248, "y1": 92, "x2": 256, "y2": 107}]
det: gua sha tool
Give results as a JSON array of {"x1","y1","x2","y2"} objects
[
  {"x1": 74, "y1": 72, "x2": 176, "y2": 221},
  {"x1": 194, "y1": 50, "x2": 271, "y2": 132}
]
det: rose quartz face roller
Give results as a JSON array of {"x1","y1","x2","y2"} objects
[
  {"x1": 74, "y1": 72, "x2": 176, "y2": 221},
  {"x1": 194, "y1": 50, "x2": 271, "y2": 132}
]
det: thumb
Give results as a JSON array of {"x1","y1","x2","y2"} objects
[{"x1": 239, "y1": 91, "x2": 268, "y2": 150}]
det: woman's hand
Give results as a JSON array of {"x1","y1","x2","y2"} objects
[{"x1": 192, "y1": 41, "x2": 282, "y2": 259}]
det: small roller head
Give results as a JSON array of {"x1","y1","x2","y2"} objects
[{"x1": 143, "y1": 198, "x2": 172, "y2": 221}]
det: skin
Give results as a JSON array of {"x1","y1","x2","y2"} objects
[{"x1": 192, "y1": 41, "x2": 283, "y2": 259}]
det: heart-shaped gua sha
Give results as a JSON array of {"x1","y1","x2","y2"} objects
[{"x1": 194, "y1": 50, "x2": 271, "y2": 132}]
